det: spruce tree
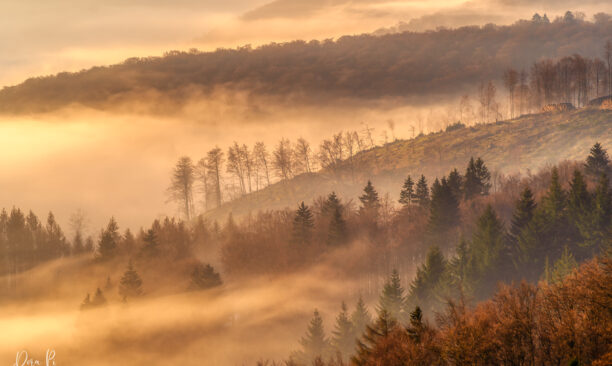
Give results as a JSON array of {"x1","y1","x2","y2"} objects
[
  {"x1": 327, "y1": 205, "x2": 347, "y2": 246},
  {"x1": 91, "y1": 287, "x2": 107, "y2": 307},
  {"x1": 297, "y1": 309, "x2": 331, "y2": 365},
  {"x1": 408, "y1": 246, "x2": 447, "y2": 312},
  {"x1": 352, "y1": 309, "x2": 397, "y2": 366},
  {"x1": 550, "y1": 246, "x2": 578, "y2": 283},
  {"x1": 119, "y1": 261, "x2": 143, "y2": 300},
  {"x1": 378, "y1": 269, "x2": 406, "y2": 322},
  {"x1": 414, "y1": 175, "x2": 430, "y2": 208},
  {"x1": 292, "y1": 202, "x2": 314, "y2": 245},
  {"x1": 399, "y1": 175, "x2": 415, "y2": 207},
  {"x1": 96, "y1": 217, "x2": 119, "y2": 261},
  {"x1": 406, "y1": 306, "x2": 425, "y2": 342},
  {"x1": 467, "y1": 205, "x2": 505, "y2": 298},
  {"x1": 590, "y1": 174, "x2": 612, "y2": 253},
  {"x1": 80, "y1": 293, "x2": 91, "y2": 310},
  {"x1": 359, "y1": 181, "x2": 381, "y2": 217},
  {"x1": 141, "y1": 229, "x2": 159, "y2": 257},
  {"x1": 464, "y1": 157, "x2": 491, "y2": 199},
  {"x1": 447, "y1": 168, "x2": 464, "y2": 201},
  {"x1": 190, "y1": 262, "x2": 222, "y2": 290},
  {"x1": 585, "y1": 142, "x2": 611, "y2": 179},
  {"x1": 331, "y1": 302, "x2": 355, "y2": 362},
  {"x1": 508, "y1": 187, "x2": 537, "y2": 247},
  {"x1": 351, "y1": 295, "x2": 372, "y2": 340},
  {"x1": 428, "y1": 177, "x2": 460, "y2": 237},
  {"x1": 322, "y1": 192, "x2": 342, "y2": 216}
]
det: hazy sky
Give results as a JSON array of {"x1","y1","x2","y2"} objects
[{"x1": 3, "y1": 0, "x2": 611, "y2": 87}]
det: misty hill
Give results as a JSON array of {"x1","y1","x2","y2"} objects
[
  {"x1": 1, "y1": 14, "x2": 612, "y2": 114},
  {"x1": 206, "y1": 108, "x2": 612, "y2": 221}
]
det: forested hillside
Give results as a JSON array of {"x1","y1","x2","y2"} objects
[
  {"x1": 205, "y1": 108, "x2": 612, "y2": 221},
  {"x1": 0, "y1": 12, "x2": 611, "y2": 114}
]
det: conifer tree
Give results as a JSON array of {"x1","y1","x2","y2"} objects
[
  {"x1": 331, "y1": 302, "x2": 355, "y2": 362},
  {"x1": 408, "y1": 246, "x2": 447, "y2": 312},
  {"x1": 352, "y1": 309, "x2": 397, "y2": 366},
  {"x1": 508, "y1": 187, "x2": 537, "y2": 247},
  {"x1": 589, "y1": 174, "x2": 612, "y2": 253},
  {"x1": 406, "y1": 306, "x2": 425, "y2": 342},
  {"x1": 190, "y1": 262, "x2": 222, "y2": 290},
  {"x1": 550, "y1": 246, "x2": 578, "y2": 283},
  {"x1": 292, "y1": 202, "x2": 314, "y2": 245},
  {"x1": 119, "y1": 261, "x2": 143, "y2": 300},
  {"x1": 428, "y1": 177, "x2": 460, "y2": 237},
  {"x1": 378, "y1": 269, "x2": 406, "y2": 322},
  {"x1": 296, "y1": 309, "x2": 331, "y2": 365},
  {"x1": 414, "y1": 175, "x2": 430, "y2": 208},
  {"x1": 399, "y1": 175, "x2": 415, "y2": 207},
  {"x1": 467, "y1": 205, "x2": 505, "y2": 297},
  {"x1": 91, "y1": 287, "x2": 107, "y2": 307},
  {"x1": 322, "y1": 192, "x2": 342, "y2": 216},
  {"x1": 96, "y1": 217, "x2": 119, "y2": 261},
  {"x1": 72, "y1": 231, "x2": 85, "y2": 255},
  {"x1": 141, "y1": 229, "x2": 159, "y2": 257},
  {"x1": 80, "y1": 293, "x2": 91, "y2": 310},
  {"x1": 464, "y1": 157, "x2": 491, "y2": 199},
  {"x1": 327, "y1": 205, "x2": 347, "y2": 246},
  {"x1": 447, "y1": 168, "x2": 464, "y2": 200},
  {"x1": 351, "y1": 295, "x2": 372, "y2": 340},
  {"x1": 584, "y1": 142, "x2": 611, "y2": 179},
  {"x1": 359, "y1": 181, "x2": 381, "y2": 218}
]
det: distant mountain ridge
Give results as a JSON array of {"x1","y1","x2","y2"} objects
[{"x1": 1, "y1": 16, "x2": 611, "y2": 114}]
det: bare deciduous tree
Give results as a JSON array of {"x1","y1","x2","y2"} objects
[
  {"x1": 273, "y1": 139, "x2": 293, "y2": 181},
  {"x1": 253, "y1": 142, "x2": 271, "y2": 188},
  {"x1": 168, "y1": 156, "x2": 195, "y2": 220},
  {"x1": 205, "y1": 147, "x2": 224, "y2": 208}
]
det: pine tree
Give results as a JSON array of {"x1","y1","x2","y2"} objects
[
  {"x1": 351, "y1": 296, "x2": 372, "y2": 340},
  {"x1": 508, "y1": 187, "x2": 537, "y2": 247},
  {"x1": 292, "y1": 202, "x2": 314, "y2": 245},
  {"x1": 408, "y1": 246, "x2": 447, "y2": 312},
  {"x1": 190, "y1": 262, "x2": 222, "y2": 290},
  {"x1": 359, "y1": 181, "x2": 381, "y2": 218},
  {"x1": 464, "y1": 157, "x2": 491, "y2": 199},
  {"x1": 80, "y1": 293, "x2": 91, "y2": 310},
  {"x1": 119, "y1": 261, "x2": 143, "y2": 300},
  {"x1": 406, "y1": 307, "x2": 425, "y2": 342},
  {"x1": 96, "y1": 217, "x2": 119, "y2": 261},
  {"x1": 331, "y1": 302, "x2": 355, "y2": 362},
  {"x1": 447, "y1": 168, "x2": 463, "y2": 200},
  {"x1": 327, "y1": 204, "x2": 347, "y2": 246},
  {"x1": 141, "y1": 229, "x2": 159, "y2": 257},
  {"x1": 550, "y1": 246, "x2": 578, "y2": 283},
  {"x1": 399, "y1": 175, "x2": 415, "y2": 207},
  {"x1": 590, "y1": 174, "x2": 612, "y2": 253},
  {"x1": 467, "y1": 205, "x2": 505, "y2": 298},
  {"x1": 91, "y1": 287, "x2": 107, "y2": 307},
  {"x1": 378, "y1": 269, "x2": 406, "y2": 322},
  {"x1": 296, "y1": 309, "x2": 331, "y2": 365},
  {"x1": 322, "y1": 192, "x2": 342, "y2": 216},
  {"x1": 584, "y1": 142, "x2": 611, "y2": 179},
  {"x1": 352, "y1": 309, "x2": 397, "y2": 366},
  {"x1": 428, "y1": 177, "x2": 460, "y2": 237},
  {"x1": 414, "y1": 175, "x2": 430, "y2": 208}
]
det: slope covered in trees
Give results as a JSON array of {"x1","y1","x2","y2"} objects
[
  {"x1": 1, "y1": 13, "x2": 611, "y2": 114},
  {"x1": 205, "y1": 108, "x2": 612, "y2": 221}
]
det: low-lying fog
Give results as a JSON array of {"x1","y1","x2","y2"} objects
[{"x1": 0, "y1": 97, "x2": 456, "y2": 233}]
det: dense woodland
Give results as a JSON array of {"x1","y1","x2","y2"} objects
[{"x1": 0, "y1": 12, "x2": 611, "y2": 113}]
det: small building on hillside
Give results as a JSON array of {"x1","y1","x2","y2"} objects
[{"x1": 541, "y1": 103, "x2": 575, "y2": 113}]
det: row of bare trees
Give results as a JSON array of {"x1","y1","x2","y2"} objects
[
  {"x1": 502, "y1": 40, "x2": 612, "y2": 117},
  {"x1": 168, "y1": 128, "x2": 382, "y2": 219}
]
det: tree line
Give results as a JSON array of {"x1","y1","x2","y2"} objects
[
  {"x1": 168, "y1": 128, "x2": 382, "y2": 219},
  {"x1": 281, "y1": 256, "x2": 611, "y2": 366}
]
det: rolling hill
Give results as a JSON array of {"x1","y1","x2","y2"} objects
[
  {"x1": 1, "y1": 15, "x2": 611, "y2": 114},
  {"x1": 205, "y1": 108, "x2": 612, "y2": 221}
]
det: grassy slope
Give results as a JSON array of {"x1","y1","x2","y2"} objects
[{"x1": 206, "y1": 108, "x2": 612, "y2": 221}]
